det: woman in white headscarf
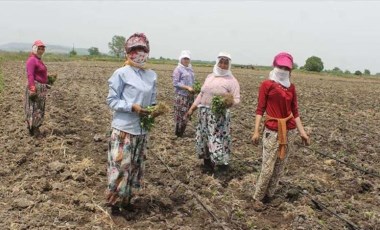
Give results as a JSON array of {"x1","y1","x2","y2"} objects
[
  {"x1": 172, "y1": 50, "x2": 195, "y2": 137},
  {"x1": 186, "y1": 52, "x2": 240, "y2": 174}
]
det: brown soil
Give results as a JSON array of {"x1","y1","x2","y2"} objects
[{"x1": 0, "y1": 60, "x2": 379, "y2": 229}]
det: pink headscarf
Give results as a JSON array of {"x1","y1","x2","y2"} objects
[
  {"x1": 31, "y1": 40, "x2": 46, "y2": 56},
  {"x1": 273, "y1": 52, "x2": 293, "y2": 70}
]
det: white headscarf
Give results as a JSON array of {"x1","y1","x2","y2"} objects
[
  {"x1": 269, "y1": 67, "x2": 291, "y2": 87},
  {"x1": 213, "y1": 52, "x2": 232, "y2": 77},
  {"x1": 32, "y1": 45, "x2": 39, "y2": 55},
  {"x1": 178, "y1": 50, "x2": 192, "y2": 69}
]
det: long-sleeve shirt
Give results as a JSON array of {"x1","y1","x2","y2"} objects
[
  {"x1": 107, "y1": 66, "x2": 157, "y2": 135},
  {"x1": 26, "y1": 54, "x2": 47, "y2": 89},
  {"x1": 256, "y1": 80, "x2": 299, "y2": 131},
  {"x1": 172, "y1": 65, "x2": 195, "y2": 96},
  {"x1": 193, "y1": 73, "x2": 240, "y2": 107}
]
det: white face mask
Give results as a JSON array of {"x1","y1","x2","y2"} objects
[
  {"x1": 269, "y1": 67, "x2": 291, "y2": 87},
  {"x1": 214, "y1": 66, "x2": 229, "y2": 76},
  {"x1": 274, "y1": 67, "x2": 290, "y2": 80}
]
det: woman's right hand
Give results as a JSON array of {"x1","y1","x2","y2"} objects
[
  {"x1": 251, "y1": 131, "x2": 260, "y2": 146},
  {"x1": 187, "y1": 86, "x2": 194, "y2": 93},
  {"x1": 132, "y1": 104, "x2": 150, "y2": 116},
  {"x1": 184, "y1": 109, "x2": 193, "y2": 120}
]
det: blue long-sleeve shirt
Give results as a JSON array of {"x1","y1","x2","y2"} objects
[
  {"x1": 107, "y1": 66, "x2": 157, "y2": 135},
  {"x1": 172, "y1": 65, "x2": 195, "y2": 96}
]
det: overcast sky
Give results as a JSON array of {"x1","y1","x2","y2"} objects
[{"x1": 1, "y1": 0, "x2": 379, "y2": 73}]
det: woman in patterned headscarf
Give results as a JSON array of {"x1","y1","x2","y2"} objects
[
  {"x1": 185, "y1": 52, "x2": 240, "y2": 174},
  {"x1": 106, "y1": 32, "x2": 161, "y2": 214},
  {"x1": 24, "y1": 40, "x2": 50, "y2": 137},
  {"x1": 251, "y1": 52, "x2": 310, "y2": 210},
  {"x1": 172, "y1": 50, "x2": 195, "y2": 137}
]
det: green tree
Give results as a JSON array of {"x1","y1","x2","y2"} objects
[
  {"x1": 354, "y1": 70, "x2": 362, "y2": 75},
  {"x1": 292, "y1": 63, "x2": 298, "y2": 70},
  {"x1": 304, "y1": 56, "x2": 324, "y2": 72},
  {"x1": 364, "y1": 69, "x2": 371, "y2": 75},
  {"x1": 108, "y1": 35, "x2": 126, "y2": 58},
  {"x1": 88, "y1": 47, "x2": 100, "y2": 56}
]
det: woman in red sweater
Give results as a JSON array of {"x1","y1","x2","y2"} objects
[{"x1": 251, "y1": 52, "x2": 310, "y2": 207}]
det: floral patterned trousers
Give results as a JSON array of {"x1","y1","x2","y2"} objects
[
  {"x1": 254, "y1": 128, "x2": 297, "y2": 201},
  {"x1": 24, "y1": 82, "x2": 48, "y2": 130},
  {"x1": 106, "y1": 128, "x2": 148, "y2": 205},
  {"x1": 195, "y1": 107, "x2": 231, "y2": 166}
]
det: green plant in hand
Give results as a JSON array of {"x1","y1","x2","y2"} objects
[
  {"x1": 140, "y1": 106, "x2": 155, "y2": 131},
  {"x1": 140, "y1": 102, "x2": 169, "y2": 131},
  {"x1": 193, "y1": 80, "x2": 201, "y2": 94},
  {"x1": 29, "y1": 93, "x2": 38, "y2": 102},
  {"x1": 47, "y1": 74, "x2": 57, "y2": 85},
  {"x1": 211, "y1": 95, "x2": 226, "y2": 116}
]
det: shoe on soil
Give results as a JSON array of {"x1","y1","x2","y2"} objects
[
  {"x1": 214, "y1": 164, "x2": 230, "y2": 178},
  {"x1": 252, "y1": 199, "x2": 266, "y2": 212},
  {"x1": 111, "y1": 205, "x2": 122, "y2": 215},
  {"x1": 263, "y1": 194, "x2": 273, "y2": 204},
  {"x1": 203, "y1": 158, "x2": 215, "y2": 171},
  {"x1": 218, "y1": 164, "x2": 229, "y2": 172},
  {"x1": 28, "y1": 127, "x2": 34, "y2": 136}
]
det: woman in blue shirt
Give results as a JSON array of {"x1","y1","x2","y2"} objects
[
  {"x1": 106, "y1": 33, "x2": 157, "y2": 213},
  {"x1": 172, "y1": 50, "x2": 195, "y2": 137}
]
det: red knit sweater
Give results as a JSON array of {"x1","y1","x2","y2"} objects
[{"x1": 255, "y1": 80, "x2": 299, "y2": 131}]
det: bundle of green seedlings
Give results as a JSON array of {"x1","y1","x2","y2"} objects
[
  {"x1": 193, "y1": 80, "x2": 201, "y2": 94},
  {"x1": 211, "y1": 94, "x2": 234, "y2": 117},
  {"x1": 29, "y1": 92, "x2": 38, "y2": 102},
  {"x1": 47, "y1": 74, "x2": 57, "y2": 85},
  {"x1": 140, "y1": 102, "x2": 169, "y2": 131}
]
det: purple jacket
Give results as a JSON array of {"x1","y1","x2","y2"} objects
[{"x1": 26, "y1": 54, "x2": 47, "y2": 89}]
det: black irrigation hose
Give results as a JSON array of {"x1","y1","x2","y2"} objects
[
  {"x1": 299, "y1": 189, "x2": 361, "y2": 230},
  {"x1": 296, "y1": 143, "x2": 380, "y2": 179}
]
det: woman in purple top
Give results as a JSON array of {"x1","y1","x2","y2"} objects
[
  {"x1": 186, "y1": 52, "x2": 240, "y2": 174},
  {"x1": 25, "y1": 40, "x2": 49, "y2": 136},
  {"x1": 172, "y1": 50, "x2": 195, "y2": 137}
]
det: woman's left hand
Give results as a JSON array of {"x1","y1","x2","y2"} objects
[
  {"x1": 300, "y1": 132, "x2": 310, "y2": 146},
  {"x1": 223, "y1": 93, "x2": 234, "y2": 108}
]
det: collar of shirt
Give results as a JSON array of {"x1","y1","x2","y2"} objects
[{"x1": 131, "y1": 66, "x2": 144, "y2": 75}]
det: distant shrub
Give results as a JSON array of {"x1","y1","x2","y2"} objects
[
  {"x1": 332, "y1": 67, "x2": 343, "y2": 73},
  {"x1": 304, "y1": 56, "x2": 324, "y2": 72},
  {"x1": 354, "y1": 70, "x2": 362, "y2": 75},
  {"x1": 364, "y1": 69, "x2": 371, "y2": 75},
  {"x1": 69, "y1": 49, "x2": 77, "y2": 57},
  {"x1": 344, "y1": 70, "x2": 351, "y2": 74},
  {"x1": 88, "y1": 47, "x2": 100, "y2": 56}
]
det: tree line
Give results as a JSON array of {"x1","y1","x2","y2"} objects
[{"x1": 69, "y1": 35, "x2": 377, "y2": 76}]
